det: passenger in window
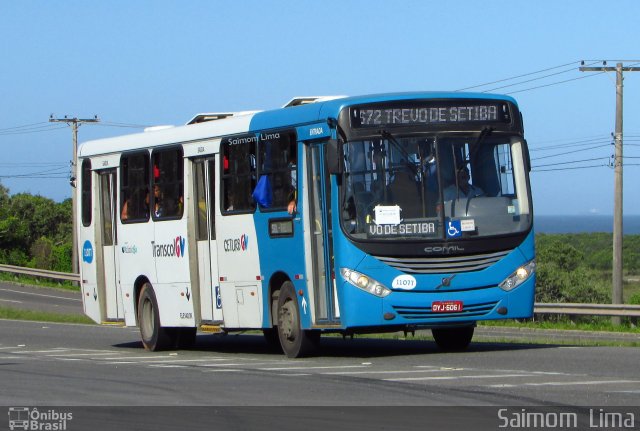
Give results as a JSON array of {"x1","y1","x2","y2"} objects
[
  {"x1": 287, "y1": 155, "x2": 297, "y2": 214},
  {"x1": 121, "y1": 197, "x2": 130, "y2": 221},
  {"x1": 121, "y1": 188, "x2": 150, "y2": 221},
  {"x1": 443, "y1": 166, "x2": 484, "y2": 200},
  {"x1": 153, "y1": 184, "x2": 164, "y2": 217}
]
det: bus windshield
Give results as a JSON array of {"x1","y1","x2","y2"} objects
[{"x1": 340, "y1": 133, "x2": 531, "y2": 241}]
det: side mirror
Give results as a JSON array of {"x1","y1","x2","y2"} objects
[{"x1": 326, "y1": 139, "x2": 344, "y2": 175}]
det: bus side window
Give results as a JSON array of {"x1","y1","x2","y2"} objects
[
  {"x1": 222, "y1": 135, "x2": 256, "y2": 214},
  {"x1": 120, "y1": 152, "x2": 150, "y2": 223},
  {"x1": 257, "y1": 130, "x2": 297, "y2": 211},
  {"x1": 152, "y1": 147, "x2": 184, "y2": 220},
  {"x1": 81, "y1": 159, "x2": 92, "y2": 226}
]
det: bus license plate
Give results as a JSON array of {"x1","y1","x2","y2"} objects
[{"x1": 431, "y1": 301, "x2": 463, "y2": 313}]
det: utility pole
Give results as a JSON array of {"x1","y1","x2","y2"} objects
[
  {"x1": 49, "y1": 115, "x2": 100, "y2": 279},
  {"x1": 580, "y1": 61, "x2": 640, "y2": 324}
]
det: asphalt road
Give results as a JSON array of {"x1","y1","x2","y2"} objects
[
  {"x1": 0, "y1": 281, "x2": 82, "y2": 315},
  {"x1": 1, "y1": 318, "x2": 639, "y2": 408},
  {"x1": 2, "y1": 281, "x2": 640, "y2": 429}
]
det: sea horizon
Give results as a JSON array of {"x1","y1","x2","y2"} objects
[{"x1": 535, "y1": 214, "x2": 640, "y2": 234}]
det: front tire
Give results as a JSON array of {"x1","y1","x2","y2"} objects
[
  {"x1": 138, "y1": 283, "x2": 175, "y2": 351},
  {"x1": 432, "y1": 326, "x2": 474, "y2": 352},
  {"x1": 276, "y1": 282, "x2": 318, "y2": 358}
]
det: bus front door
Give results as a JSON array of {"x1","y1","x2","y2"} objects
[
  {"x1": 98, "y1": 170, "x2": 123, "y2": 321},
  {"x1": 306, "y1": 144, "x2": 340, "y2": 324},
  {"x1": 193, "y1": 158, "x2": 223, "y2": 323}
]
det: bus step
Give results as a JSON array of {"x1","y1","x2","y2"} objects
[
  {"x1": 101, "y1": 320, "x2": 125, "y2": 326},
  {"x1": 200, "y1": 324, "x2": 223, "y2": 333}
]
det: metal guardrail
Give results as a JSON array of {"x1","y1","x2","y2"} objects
[
  {"x1": 0, "y1": 264, "x2": 80, "y2": 283},
  {"x1": 534, "y1": 302, "x2": 640, "y2": 317},
  {"x1": 1, "y1": 264, "x2": 639, "y2": 317}
]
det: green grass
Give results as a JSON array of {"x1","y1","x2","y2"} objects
[
  {"x1": 479, "y1": 318, "x2": 640, "y2": 333},
  {"x1": 0, "y1": 272, "x2": 80, "y2": 292},
  {"x1": 0, "y1": 306, "x2": 94, "y2": 325}
]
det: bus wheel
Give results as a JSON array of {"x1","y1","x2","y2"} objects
[
  {"x1": 431, "y1": 326, "x2": 474, "y2": 352},
  {"x1": 138, "y1": 283, "x2": 174, "y2": 351},
  {"x1": 277, "y1": 282, "x2": 317, "y2": 358}
]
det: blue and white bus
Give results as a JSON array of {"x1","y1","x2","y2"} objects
[{"x1": 77, "y1": 92, "x2": 535, "y2": 357}]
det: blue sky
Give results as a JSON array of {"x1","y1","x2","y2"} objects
[{"x1": 1, "y1": 1, "x2": 639, "y2": 215}]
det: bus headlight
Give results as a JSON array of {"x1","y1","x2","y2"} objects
[
  {"x1": 340, "y1": 268, "x2": 391, "y2": 298},
  {"x1": 499, "y1": 260, "x2": 536, "y2": 291}
]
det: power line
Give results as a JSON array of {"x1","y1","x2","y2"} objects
[
  {"x1": 532, "y1": 157, "x2": 608, "y2": 169},
  {"x1": 531, "y1": 163, "x2": 608, "y2": 172},
  {"x1": 0, "y1": 162, "x2": 67, "y2": 167},
  {"x1": 530, "y1": 144, "x2": 610, "y2": 161},
  {"x1": 0, "y1": 121, "x2": 49, "y2": 132},
  {"x1": 456, "y1": 61, "x2": 581, "y2": 91},
  {"x1": 0, "y1": 166, "x2": 69, "y2": 178},
  {"x1": 530, "y1": 138, "x2": 611, "y2": 152},
  {"x1": 529, "y1": 134, "x2": 608, "y2": 147},
  {"x1": 97, "y1": 121, "x2": 150, "y2": 129},
  {"x1": 506, "y1": 73, "x2": 605, "y2": 95},
  {"x1": 0, "y1": 125, "x2": 68, "y2": 136}
]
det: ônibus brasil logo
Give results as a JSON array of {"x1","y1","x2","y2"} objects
[
  {"x1": 152, "y1": 236, "x2": 186, "y2": 258},
  {"x1": 224, "y1": 234, "x2": 248, "y2": 252}
]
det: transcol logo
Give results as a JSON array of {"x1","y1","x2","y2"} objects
[
  {"x1": 152, "y1": 236, "x2": 186, "y2": 258},
  {"x1": 224, "y1": 234, "x2": 249, "y2": 252}
]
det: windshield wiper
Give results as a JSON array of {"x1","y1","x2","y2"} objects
[
  {"x1": 467, "y1": 126, "x2": 494, "y2": 163},
  {"x1": 378, "y1": 129, "x2": 419, "y2": 178}
]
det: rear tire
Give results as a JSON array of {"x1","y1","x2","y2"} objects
[
  {"x1": 277, "y1": 282, "x2": 318, "y2": 358},
  {"x1": 432, "y1": 326, "x2": 474, "y2": 352},
  {"x1": 138, "y1": 283, "x2": 175, "y2": 351}
]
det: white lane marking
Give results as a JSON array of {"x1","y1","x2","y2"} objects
[
  {"x1": 384, "y1": 373, "x2": 535, "y2": 382},
  {"x1": 0, "y1": 299, "x2": 22, "y2": 304},
  {"x1": 13, "y1": 349, "x2": 71, "y2": 354},
  {"x1": 258, "y1": 365, "x2": 369, "y2": 371},
  {"x1": 487, "y1": 380, "x2": 640, "y2": 388},
  {"x1": 0, "y1": 346, "x2": 24, "y2": 350},
  {"x1": 0, "y1": 288, "x2": 81, "y2": 302},
  {"x1": 0, "y1": 355, "x2": 36, "y2": 360},
  {"x1": 199, "y1": 362, "x2": 292, "y2": 367},
  {"x1": 46, "y1": 352, "x2": 124, "y2": 357},
  {"x1": 148, "y1": 364, "x2": 188, "y2": 368},
  {"x1": 202, "y1": 369, "x2": 247, "y2": 373},
  {"x1": 93, "y1": 355, "x2": 181, "y2": 361},
  {"x1": 122, "y1": 358, "x2": 234, "y2": 364},
  {"x1": 325, "y1": 369, "x2": 451, "y2": 376}
]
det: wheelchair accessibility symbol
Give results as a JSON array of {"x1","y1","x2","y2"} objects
[{"x1": 446, "y1": 220, "x2": 462, "y2": 238}]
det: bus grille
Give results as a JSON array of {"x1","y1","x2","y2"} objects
[
  {"x1": 373, "y1": 249, "x2": 512, "y2": 274},
  {"x1": 393, "y1": 301, "x2": 498, "y2": 320}
]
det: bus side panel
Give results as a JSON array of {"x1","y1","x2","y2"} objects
[
  {"x1": 153, "y1": 218, "x2": 194, "y2": 327},
  {"x1": 118, "y1": 221, "x2": 155, "y2": 326},
  {"x1": 215, "y1": 213, "x2": 263, "y2": 329},
  {"x1": 252, "y1": 212, "x2": 306, "y2": 328}
]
